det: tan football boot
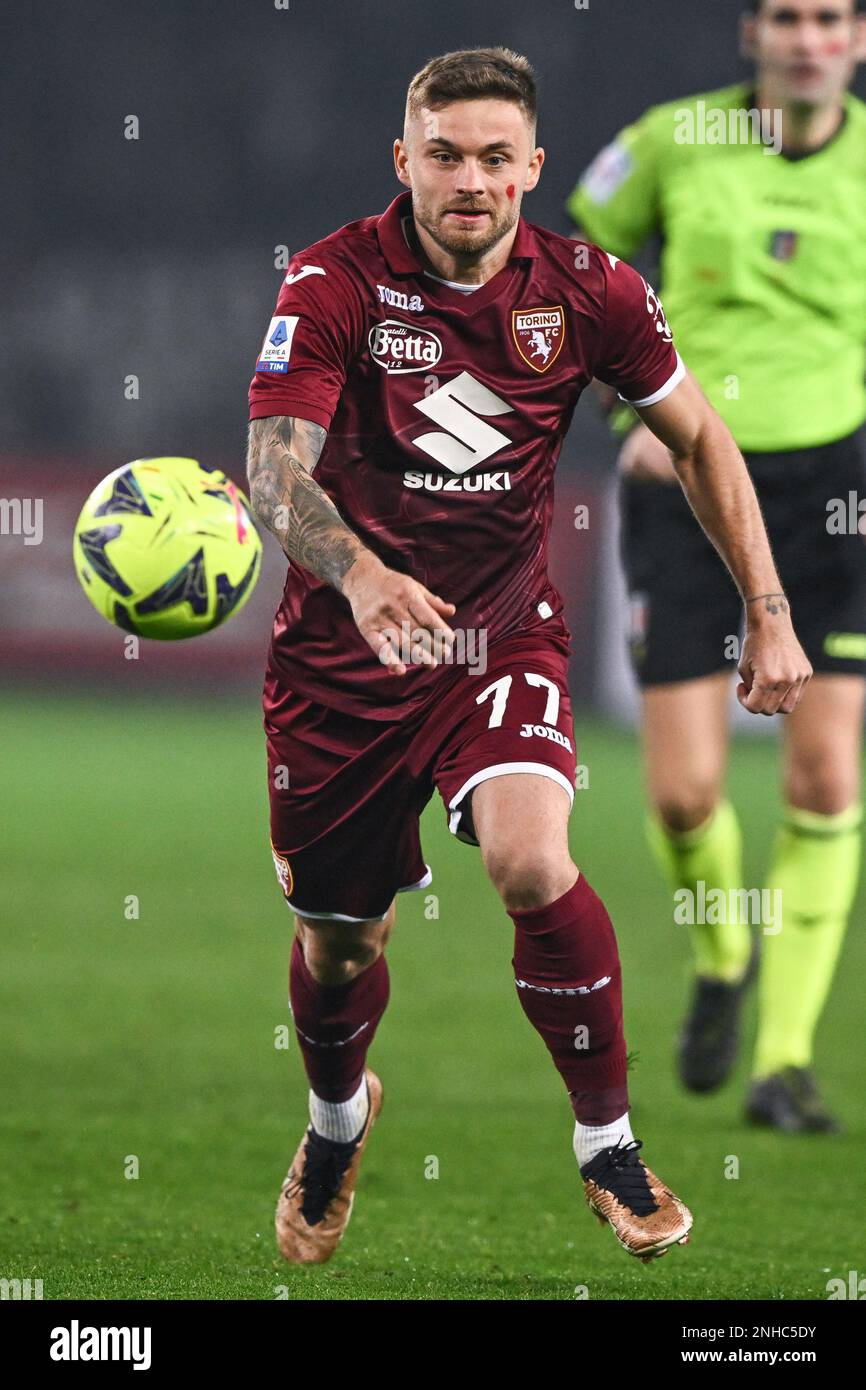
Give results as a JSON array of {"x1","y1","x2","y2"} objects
[
  {"x1": 276, "y1": 1069, "x2": 383, "y2": 1264},
  {"x1": 580, "y1": 1138, "x2": 693, "y2": 1263}
]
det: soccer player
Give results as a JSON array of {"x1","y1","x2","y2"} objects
[
  {"x1": 247, "y1": 48, "x2": 810, "y2": 1266},
  {"x1": 567, "y1": 0, "x2": 866, "y2": 1129}
]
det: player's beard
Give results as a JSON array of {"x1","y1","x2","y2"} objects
[{"x1": 412, "y1": 193, "x2": 518, "y2": 263}]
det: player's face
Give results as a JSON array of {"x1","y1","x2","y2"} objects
[
  {"x1": 745, "y1": 0, "x2": 866, "y2": 103},
  {"x1": 395, "y1": 99, "x2": 543, "y2": 262}
]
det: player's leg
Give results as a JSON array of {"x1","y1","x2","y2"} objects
[
  {"x1": 748, "y1": 674, "x2": 865, "y2": 1131},
  {"x1": 469, "y1": 770, "x2": 692, "y2": 1262},
  {"x1": 266, "y1": 690, "x2": 433, "y2": 1261},
  {"x1": 276, "y1": 903, "x2": 393, "y2": 1263},
  {"x1": 291, "y1": 903, "x2": 394, "y2": 1114}
]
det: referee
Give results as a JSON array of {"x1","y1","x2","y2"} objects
[{"x1": 568, "y1": 0, "x2": 866, "y2": 1130}]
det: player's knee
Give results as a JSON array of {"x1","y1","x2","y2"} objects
[
  {"x1": 295, "y1": 901, "x2": 394, "y2": 985},
  {"x1": 482, "y1": 842, "x2": 576, "y2": 912},
  {"x1": 653, "y1": 782, "x2": 720, "y2": 834},
  {"x1": 784, "y1": 756, "x2": 859, "y2": 817}
]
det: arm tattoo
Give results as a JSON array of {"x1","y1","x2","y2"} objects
[
  {"x1": 744, "y1": 592, "x2": 789, "y2": 616},
  {"x1": 246, "y1": 416, "x2": 366, "y2": 591}
]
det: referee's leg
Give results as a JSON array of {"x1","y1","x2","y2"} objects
[
  {"x1": 642, "y1": 675, "x2": 751, "y2": 985},
  {"x1": 750, "y1": 675, "x2": 865, "y2": 1096}
]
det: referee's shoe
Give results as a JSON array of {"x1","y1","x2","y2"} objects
[
  {"x1": 677, "y1": 935, "x2": 760, "y2": 1093},
  {"x1": 746, "y1": 1066, "x2": 840, "y2": 1133}
]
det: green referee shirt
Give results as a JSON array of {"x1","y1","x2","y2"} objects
[{"x1": 567, "y1": 83, "x2": 866, "y2": 451}]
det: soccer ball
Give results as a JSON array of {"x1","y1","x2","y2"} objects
[{"x1": 73, "y1": 456, "x2": 262, "y2": 640}]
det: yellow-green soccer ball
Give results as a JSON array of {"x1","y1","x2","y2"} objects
[{"x1": 73, "y1": 457, "x2": 262, "y2": 639}]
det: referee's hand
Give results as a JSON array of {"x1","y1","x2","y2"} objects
[{"x1": 737, "y1": 601, "x2": 813, "y2": 716}]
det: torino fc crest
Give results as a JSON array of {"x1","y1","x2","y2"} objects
[
  {"x1": 271, "y1": 846, "x2": 294, "y2": 898},
  {"x1": 512, "y1": 306, "x2": 565, "y2": 373}
]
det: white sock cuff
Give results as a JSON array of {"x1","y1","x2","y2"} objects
[
  {"x1": 309, "y1": 1073, "x2": 369, "y2": 1143},
  {"x1": 573, "y1": 1110, "x2": 634, "y2": 1169}
]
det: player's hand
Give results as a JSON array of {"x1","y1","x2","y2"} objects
[
  {"x1": 618, "y1": 423, "x2": 679, "y2": 484},
  {"x1": 736, "y1": 601, "x2": 812, "y2": 716},
  {"x1": 342, "y1": 551, "x2": 457, "y2": 676}
]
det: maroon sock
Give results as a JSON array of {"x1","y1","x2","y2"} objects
[
  {"x1": 509, "y1": 874, "x2": 629, "y2": 1125},
  {"x1": 289, "y1": 937, "x2": 390, "y2": 1101}
]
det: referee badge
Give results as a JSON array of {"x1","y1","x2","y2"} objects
[{"x1": 769, "y1": 230, "x2": 799, "y2": 261}]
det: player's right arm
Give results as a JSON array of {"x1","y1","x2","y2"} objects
[
  {"x1": 246, "y1": 415, "x2": 455, "y2": 675},
  {"x1": 248, "y1": 258, "x2": 456, "y2": 672},
  {"x1": 592, "y1": 255, "x2": 810, "y2": 716},
  {"x1": 246, "y1": 414, "x2": 363, "y2": 591}
]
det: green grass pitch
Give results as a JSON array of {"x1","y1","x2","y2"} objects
[{"x1": 2, "y1": 690, "x2": 862, "y2": 1300}]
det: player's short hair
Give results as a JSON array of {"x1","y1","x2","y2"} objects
[{"x1": 405, "y1": 47, "x2": 538, "y2": 137}]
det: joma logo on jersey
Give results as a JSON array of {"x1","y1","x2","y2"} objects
[
  {"x1": 512, "y1": 306, "x2": 565, "y2": 373},
  {"x1": 376, "y1": 285, "x2": 425, "y2": 312},
  {"x1": 519, "y1": 721, "x2": 573, "y2": 752},
  {"x1": 369, "y1": 320, "x2": 441, "y2": 372}
]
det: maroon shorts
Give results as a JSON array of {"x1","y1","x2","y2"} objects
[{"x1": 265, "y1": 627, "x2": 577, "y2": 921}]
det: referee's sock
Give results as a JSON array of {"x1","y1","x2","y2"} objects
[
  {"x1": 752, "y1": 803, "x2": 862, "y2": 1079},
  {"x1": 646, "y1": 799, "x2": 752, "y2": 982}
]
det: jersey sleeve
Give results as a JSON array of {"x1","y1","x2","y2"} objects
[
  {"x1": 565, "y1": 107, "x2": 662, "y2": 261},
  {"x1": 248, "y1": 259, "x2": 360, "y2": 430},
  {"x1": 592, "y1": 254, "x2": 684, "y2": 407}
]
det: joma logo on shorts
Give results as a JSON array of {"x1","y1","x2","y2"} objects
[{"x1": 519, "y1": 721, "x2": 573, "y2": 752}]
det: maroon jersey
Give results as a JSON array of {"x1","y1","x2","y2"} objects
[{"x1": 249, "y1": 190, "x2": 682, "y2": 720}]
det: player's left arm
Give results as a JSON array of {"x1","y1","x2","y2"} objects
[{"x1": 636, "y1": 370, "x2": 812, "y2": 716}]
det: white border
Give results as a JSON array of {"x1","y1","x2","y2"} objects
[
  {"x1": 447, "y1": 762, "x2": 576, "y2": 839},
  {"x1": 285, "y1": 865, "x2": 433, "y2": 923},
  {"x1": 621, "y1": 351, "x2": 685, "y2": 408}
]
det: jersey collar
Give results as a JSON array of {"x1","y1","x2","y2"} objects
[
  {"x1": 742, "y1": 87, "x2": 849, "y2": 163},
  {"x1": 376, "y1": 190, "x2": 538, "y2": 278}
]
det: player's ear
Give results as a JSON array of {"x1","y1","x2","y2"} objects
[
  {"x1": 739, "y1": 14, "x2": 757, "y2": 63},
  {"x1": 853, "y1": 14, "x2": 866, "y2": 62},
  {"x1": 523, "y1": 146, "x2": 544, "y2": 193},
  {"x1": 393, "y1": 138, "x2": 412, "y2": 189}
]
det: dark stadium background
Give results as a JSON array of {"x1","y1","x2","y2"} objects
[
  {"x1": 10, "y1": 0, "x2": 861, "y2": 702},
  {"x1": 4, "y1": 0, "x2": 866, "y2": 1308}
]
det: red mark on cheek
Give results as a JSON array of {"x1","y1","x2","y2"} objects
[
  {"x1": 506, "y1": 183, "x2": 516, "y2": 200},
  {"x1": 823, "y1": 40, "x2": 848, "y2": 56}
]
